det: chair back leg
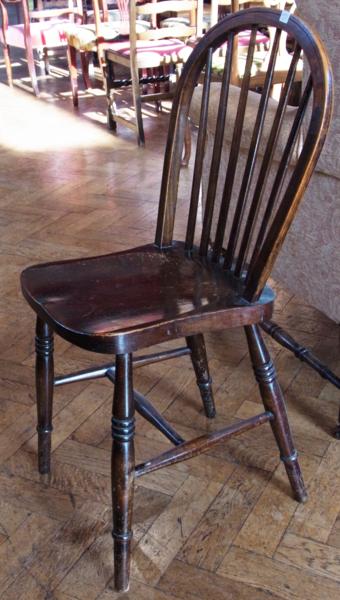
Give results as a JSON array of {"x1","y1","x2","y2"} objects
[
  {"x1": 186, "y1": 334, "x2": 216, "y2": 418},
  {"x1": 112, "y1": 353, "x2": 135, "y2": 592},
  {"x1": 80, "y1": 50, "x2": 91, "y2": 89},
  {"x1": 3, "y1": 44, "x2": 13, "y2": 87},
  {"x1": 35, "y1": 318, "x2": 54, "y2": 475},
  {"x1": 25, "y1": 38, "x2": 39, "y2": 95},
  {"x1": 245, "y1": 324, "x2": 307, "y2": 503}
]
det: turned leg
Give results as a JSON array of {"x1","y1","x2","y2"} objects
[
  {"x1": 112, "y1": 354, "x2": 135, "y2": 592},
  {"x1": 261, "y1": 320, "x2": 340, "y2": 439},
  {"x1": 67, "y1": 44, "x2": 78, "y2": 108},
  {"x1": 186, "y1": 334, "x2": 216, "y2": 418},
  {"x1": 35, "y1": 318, "x2": 54, "y2": 475},
  {"x1": 245, "y1": 324, "x2": 307, "y2": 503}
]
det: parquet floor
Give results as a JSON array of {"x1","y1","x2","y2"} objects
[{"x1": 0, "y1": 52, "x2": 340, "y2": 600}]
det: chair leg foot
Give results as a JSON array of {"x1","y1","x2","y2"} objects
[
  {"x1": 112, "y1": 354, "x2": 135, "y2": 592},
  {"x1": 186, "y1": 334, "x2": 216, "y2": 418},
  {"x1": 3, "y1": 45, "x2": 13, "y2": 87},
  {"x1": 35, "y1": 318, "x2": 54, "y2": 475},
  {"x1": 245, "y1": 324, "x2": 307, "y2": 503}
]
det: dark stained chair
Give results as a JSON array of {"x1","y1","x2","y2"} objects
[{"x1": 21, "y1": 7, "x2": 332, "y2": 593}]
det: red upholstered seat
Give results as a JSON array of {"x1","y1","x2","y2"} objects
[
  {"x1": 3, "y1": 19, "x2": 71, "y2": 49},
  {"x1": 237, "y1": 29, "x2": 269, "y2": 46},
  {"x1": 110, "y1": 38, "x2": 188, "y2": 59}
]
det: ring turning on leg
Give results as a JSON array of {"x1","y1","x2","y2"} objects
[
  {"x1": 35, "y1": 318, "x2": 54, "y2": 475},
  {"x1": 112, "y1": 353, "x2": 135, "y2": 592},
  {"x1": 245, "y1": 324, "x2": 307, "y2": 503},
  {"x1": 186, "y1": 334, "x2": 216, "y2": 418}
]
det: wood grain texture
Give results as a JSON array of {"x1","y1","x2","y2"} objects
[{"x1": 0, "y1": 38, "x2": 339, "y2": 598}]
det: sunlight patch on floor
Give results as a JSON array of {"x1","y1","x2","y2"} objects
[{"x1": 0, "y1": 83, "x2": 117, "y2": 152}]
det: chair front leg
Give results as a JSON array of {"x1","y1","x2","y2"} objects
[
  {"x1": 186, "y1": 334, "x2": 216, "y2": 418},
  {"x1": 80, "y1": 50, "x2": 91, "y2": 89},
  {"x1": 112, "y1": 353, "x2": 135, "y2": 592},
  {"x1": 67, "y1": 44, "x2": 79, "y2": 107},
  {"x1": 245, "y1": 324, "x2": 307, "y2": 503},
  {"x1": 3, "y1": 44, "x2": 13, "y2": 88},
  {"x1": 35, "y1": 317, "x2": 54, "y2": 475},
  {"x1": 105, "y1": 57, "x2": 117, "y2": 131},
  {"x1": 131, "y1": 61, "x2": 145, "y2": 146}
]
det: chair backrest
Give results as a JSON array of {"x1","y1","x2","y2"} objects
[
  {"x1": 211, "y1": 1, "x2": 267, "y2": 29},
  {"x1": 210, "y1": 1, "x2": 295, "y2": 85},
  {"x1": 129, "y1": 0, "x2": 203, "y2": 43},
  {"x1": 0, "y1": 0, "x2": 82, "y2": 31},
  {"x1": 155, "y1": 7, "x2": 332, "y2": 302}
]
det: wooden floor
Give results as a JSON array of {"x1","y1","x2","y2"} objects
[{"x1": 0, "y1": 53, "x2": 340, "y2": 600}]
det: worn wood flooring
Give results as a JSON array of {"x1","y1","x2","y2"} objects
[{"x1": 0, "y1": 51, "x2": 340, "y2": 600}]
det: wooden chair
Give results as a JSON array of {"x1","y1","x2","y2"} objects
[
  {"x1": 66, "y1": 0, "x2": 149, "y2": 107},
  {"x1": 209, "y1": 1, "x2": 300, "y2": 88},
  {"x1": 0, "y1": 0, "x2": 83, "y2": 95},
  {"x1": 20, "y1": 7, "x2": 332, "y2": 592},
  {"x1": 104, "y1": 0, "x2": 203, "y2": 145}
]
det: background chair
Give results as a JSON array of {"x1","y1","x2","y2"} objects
[
  {"x1": 209, "y1": 0, "x2": 300, "y2": 92},
  {"x1": 0, "y1": 0, "x2": 83, "y2": 94},
  {"x1": 105, "y1": 0, "x2": 203, "y2": 145},
  {"x1": 66, "y1": 0, "x2": 150, "y2": 107},
  {"x1": 20, "y1": 7, "x2": 332, "y2": 593},
  {"x1": 66, "y1": 0, "x2": 123, "y2": 107}
]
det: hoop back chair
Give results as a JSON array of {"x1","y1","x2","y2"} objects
[
  {"x1": 105, "y1": 0, "x2": 203, "y2": 145},
  {"x1": 0, "y1": 0, "x2": 83, "y2": 95},
  {"x1": 21, "y1": 7, "x2": 332, "y2": 593}
]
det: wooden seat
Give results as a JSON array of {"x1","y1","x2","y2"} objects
[
  {"x1": 21, "y1": 6, "x2": 332, "y2": 593},
  {"x1": 22, "y1": 241, "x2": 274, "y2": 353}
]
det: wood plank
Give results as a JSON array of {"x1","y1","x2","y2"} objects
[
  {"x1": 233, "y1": 453, "x2": 321, "y2": 557},
  {"x1": 275, "y1": 532, "x2": 340, "y2": 582},
  {"x1": 328, "y1": 517, "x2": 340, "y2": 550},
  {"x1": 131, "y1": 476, "x2": 223, "y2": 585},
  {"x1": 178, "y1": 465, "x2": 270, "y2": 570},
  {"x1": 23, "y1": 381, "x2": 112, "y2": 455},
  {"x1": 0, "y1": 513, "x2": 57, "y2": 596},
  {"x1": 22, "y1": 501, "x2": 109, "y2": 590},
  {"x1": 288, "y1": 442, "x2": 340, "y2": 543},
  {"x1": 235, "y1": 399, "x2": 330, "y2": 457},
  {"x1": 0, "y1": 500, "x2": 30, "y2": 538},
  {"x1": 97, "y1": 580, "x2": 181, "y2": 600},
  {"x1": 217, "y1": 546, "x2": 340, "y2": 600},
  {"x1": 0, "y1": 470, "x2": 82, "y2": 521},
  {"x1": 158, "y1": 559, "x2": 283, "y2": 600}
]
